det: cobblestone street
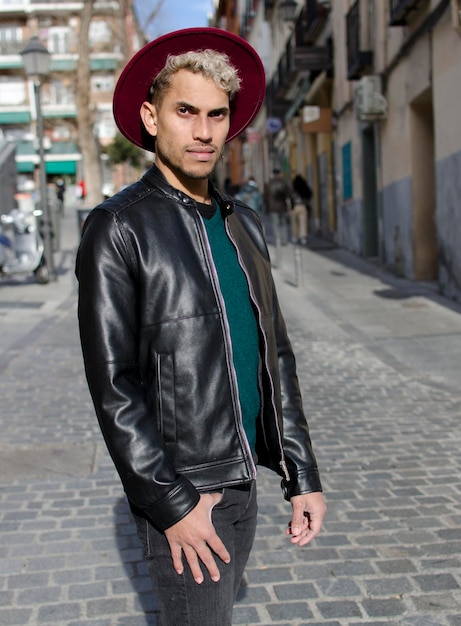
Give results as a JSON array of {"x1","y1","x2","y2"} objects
[{"x1": 0, "y1": 211, "x2": 460, "y2": 625}]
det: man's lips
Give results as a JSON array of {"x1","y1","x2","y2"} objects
[{"x1": 187, "y1": 146, "x2": 215, "y2": 161}]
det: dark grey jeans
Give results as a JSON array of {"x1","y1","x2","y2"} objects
[{"x1": 133, "y1": 482, "x2": 257, "y2": 626}]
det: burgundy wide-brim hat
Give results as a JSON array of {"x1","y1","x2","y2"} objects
[{"x1": 113, "y1": 27, "x2": 266, "y2": 151}]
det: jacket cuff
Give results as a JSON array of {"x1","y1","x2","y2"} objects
[
  {"x1": 281, "y1": 469, "x2": 323, "y2": 501},
  {"x1": 143, "y1": 480, "x2": 201, "y2": 531}
]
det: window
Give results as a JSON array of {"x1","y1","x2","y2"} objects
[
  {"x1": 48, "y1": 80, "x2": 74, "y2": 106},
  {"x1": 342, "y1": 142, "x2": 353, "y2": 201},
  {"x1": 89, "y1": 20, "x2": 111, "y2": 44},
  {"x1": 91, "y1": 74, "x2": 114, "y2": 92},
  {"x1": 0, "y1": 25, "x2": 22, "y2": 41},
  {"x1": 0, "y1": 25, "x2": 22, "y2": 53},
  {"x1": 48, "y1": 27, "x2": 70, "y2": 54},
  {"x1": 0, "y1": 77, "x2": 25, "y2": 105},
  {"x1": 96, "y1": 110, "x2": 116, "y2": 140}
]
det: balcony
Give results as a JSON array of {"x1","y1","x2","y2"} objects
[
  {"x1": 346, "y1": 0, "x2": 373, "y2": 80},
  {"x1": 305, "y1": 0, "x2": 331, "y2": 43},
  {"x1": 389, "y1": 0, "x2": 424, "y2": 25},
  {"x1": 266, "y1": 7, "x2": 332, "y2": 118},
  {"x1": 0, "y1": 41, "x2": 25, "y2": 56},
  {"x1": 0, "y1": 1, "x2": 84, "y2": 16},
  {"x1": 279, "y1": 9, "x2": 331, "y2": 90}
]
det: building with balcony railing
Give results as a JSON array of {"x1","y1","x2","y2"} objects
[
  {"x1": 214, "y1": 0, "x2": 335, "y2": 238},
  {"x1": 215, "y1": 0, "x2": 461, "y2": 302},
  {"x1": 0, "y1": 0, "x2": 142, "y2": 190}
]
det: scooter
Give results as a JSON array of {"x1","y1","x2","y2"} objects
[{"x1": 0, "y1": 207, "x2": 49, "y2": 284}]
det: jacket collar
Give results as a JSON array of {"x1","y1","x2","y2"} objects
[{"x1": 142, "y1": 164, "x2": 234, "y2": 217}]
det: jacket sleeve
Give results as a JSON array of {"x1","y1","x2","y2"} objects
[
  {"x1": 237, "y1": 207, "x2": 322, "y2": 499},
  {"x1": 75, "y1": 207, "x2": 199, "y2": 530},
  {"x1": 271, "y1": 277, "x2": 323, "y2": 500}
]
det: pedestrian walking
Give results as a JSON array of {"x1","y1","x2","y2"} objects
[
  {"x1": 55, "y1": 177, "x2": 66, "y2": 214},
  {"x1": 264, "y1": 168, "x2": 291, "y2": 245},
  {"x1": 234, "y1": 175, "x2": 263, "y2": 216},
  {"x1": 290, "y1": 174, "x2": 312, "y2": 244},
  {"x1": 75, "y1": 27, "x2": 325, "y2": 626}
]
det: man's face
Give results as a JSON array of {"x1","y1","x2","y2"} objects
[{"x1": 141, "y1": 69, "x2": 231, "y2": 197}]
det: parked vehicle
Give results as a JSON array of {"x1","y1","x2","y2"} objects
[{"x1": 0, "y1": 207, "x2": 49, "y2": 284}]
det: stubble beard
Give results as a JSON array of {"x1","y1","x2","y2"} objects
[{"x1": 156, "y1": 140, "x2": 223, "y2": 183}]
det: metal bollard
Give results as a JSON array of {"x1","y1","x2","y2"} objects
[{"x1": 294, "y1": 244, "x2": 303, "y2": 287}]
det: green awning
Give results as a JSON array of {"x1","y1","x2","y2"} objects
[
  {"x1": 15, "y1": 140, "x2": 81, "y2": 175},
  {"x1": 49, "y1": 58, "x2": 120, "y2": 71},
  {"x1": 50, "y1": 59, "x2": 77, "y2": 71},
  {"x1": 0, "y1": 59, "x2": 22, "y2": 70},
  {"x1": 0, "y1": 111, "x2": 31, "y2": 124},
  {"x1": 17, "y1": 161, "x2": 35, "y2": 173},
  {"x1": 90, "y1": 58, "x2": 119, "y2": 71},
  {"x1": 45, "y1": 160, "x2": 77, "y2": 175},
  {"x1": 44, "y1": 109, "x2": 77, "y2": 119}
]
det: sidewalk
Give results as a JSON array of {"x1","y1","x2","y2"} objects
[{"x1": 0, "y1": 208, "x2": 460, "y2": 625}]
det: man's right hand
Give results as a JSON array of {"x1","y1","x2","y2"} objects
[{"x1": 164, "y1": 492, "x2": 230, "y2": 584}]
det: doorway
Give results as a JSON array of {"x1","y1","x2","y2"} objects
[
  {"x1": 361, "y1": 123, "x2": 379, "y2": 257},
  {"x1": 410, "y1": 89, "x2": 438, "y2": 280}
]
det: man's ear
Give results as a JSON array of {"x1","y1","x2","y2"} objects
[{"x1": 140, "y1": 101, "x2": 157, "y2": 137}]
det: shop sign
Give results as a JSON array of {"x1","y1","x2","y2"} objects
[
  {"x1": 266, "y1": 117, "x2": 283, "y2": 133},
  {"x1": 302, "y1": 107, "x2": 333, "y2": 133}
]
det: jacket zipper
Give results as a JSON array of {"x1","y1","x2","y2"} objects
[
  {"x1": 197, "y1": 214, "x2": 257, "y2": 480},
  {"x1": 224, "y1": 218, "x2": 290, "y2": 483}
]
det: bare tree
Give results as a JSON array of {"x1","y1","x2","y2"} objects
[
  {"x1": 75, "y1": 0, "x2": 163, "y2": 205},
  {"x1": 138, "y1": 0, "x2": 165, "y2": 33},
  {"x1": 76, "y1": 0, "x2": 102, "y2": 206},
  {"x1": 142, "y1": 0, "x2": 165, "y2": 35}
]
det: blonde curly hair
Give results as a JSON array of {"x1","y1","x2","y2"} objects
[{"x1": 149, "y1": 49, "x2": 241, "y2": 105}]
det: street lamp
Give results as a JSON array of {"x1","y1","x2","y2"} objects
[
  {"x1": 20, "y1": 36, "x2": 56, "y2": 281},
  {"x1": 279, "y1": 0, "x2": 298, "y2": 22}
]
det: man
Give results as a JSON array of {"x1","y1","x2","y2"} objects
[
  {"x1": 76, "y1": 27, "x2": 325, "y2": 626},
  {"x1": 264, "y1": 168, "x2": 291, "y2": 245}
]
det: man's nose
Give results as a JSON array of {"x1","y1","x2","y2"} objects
[{"x1": 193, "y1": 115, "x2": 212, "y2": 142}]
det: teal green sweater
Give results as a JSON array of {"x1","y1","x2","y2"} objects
[{"x1": 202, "y1": 204, "x2": 260, "y2": 452}]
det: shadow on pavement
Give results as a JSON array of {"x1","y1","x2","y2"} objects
[{"x1": 115, "y1": 497, "x2": 159, "y2": 625}]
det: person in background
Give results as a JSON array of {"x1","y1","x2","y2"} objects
[
  {"x1": 55, "y1": 178, "x2": 66, "y2": 213},
  {"x1": 234, "y1": 175, "x2": 263, "y2": 216},
  {"x1": 76, "y1": 179, "x2": 86, "y2": 202},
  {"x1": 290, "y1": 174, "x2": 312, "y2": 245},
  {"x1": 76, "y1": 27, "x2": 325, "y2": 626},
  {"x1": 264, "y1": 168, "x2": 291, "y2": 245}
]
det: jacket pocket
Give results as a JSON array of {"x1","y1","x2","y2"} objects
[{"x1": 155, "y1": 352, "x2": 176, "y2": 443}]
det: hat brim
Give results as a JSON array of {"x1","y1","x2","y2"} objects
[{"x1": 113, "y1": 27, "x2": 266, "y2": 151}]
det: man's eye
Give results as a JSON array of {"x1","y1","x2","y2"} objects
[{"x1": 178, "y1": 107, "x2": 189, "y2": 114}]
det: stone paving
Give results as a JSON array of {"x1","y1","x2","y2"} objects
[{"x1": 0, "y1": 211, "x2": 460, "y2": 625}]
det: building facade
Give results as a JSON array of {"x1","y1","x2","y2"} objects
[
  {"x1": 215, "y1": 0, "x2": 461, "y2": 302},
  {"x1": 334, "y1": 0, "x2": 461, "y2": 301},
  {"x1": 214, "y1": 0, "x2": 335, "y2": 236},
  {"x1": 0, "y1": 0, "x2": 142, "y2": 195}
]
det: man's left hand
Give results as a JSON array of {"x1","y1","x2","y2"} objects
[{"x1": 287, "y1": 492, "x2": 326, "y2": 546}]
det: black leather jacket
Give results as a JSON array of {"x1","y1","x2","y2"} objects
[{"x1": 76, "y1": 165, "x2": 321, "y2": 531}]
